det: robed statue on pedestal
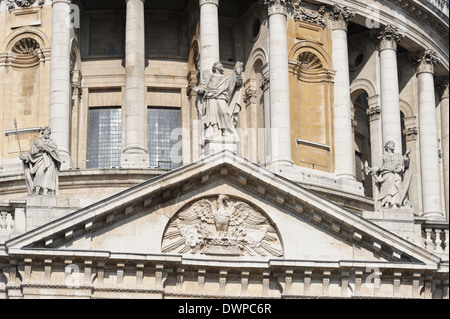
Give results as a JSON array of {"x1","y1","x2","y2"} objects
[
  {"x1": 365, "y1": 141, "x2": 412, "y2": 211},
  {"x1": 20, "y1": 126, "x2": 61, "y2": 196},
  {"x1": 194, "y1": 61, "x2": 244, "y2": 141}
]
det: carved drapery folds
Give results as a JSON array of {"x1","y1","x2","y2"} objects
[
  {"x1": 327, "y1": 4, "x2": 355, "y2": 31},
  {"x1": 413, "y1": 49, "x2": 442, "y2": 75},
  {"x1": 162, "y1": 195, "x2": 283, "y2": 257},
  {"x1": 374, "y1": 25, "x2": 405, "y2": 51}
]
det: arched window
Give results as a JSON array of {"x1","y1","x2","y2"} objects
[{"x1": 352, "y1": 91, "x2": 372, "y2": 198}]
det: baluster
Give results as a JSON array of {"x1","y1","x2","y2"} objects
[
  {"x1": 435, "y1": 228, "x2": 443, "y2": 253},
  {"x1": 444, "y1": 229, "x2": 449, "y2": 255},
  {"x1": 425, "y1": 228, "x2": 434, "y2": 250}
]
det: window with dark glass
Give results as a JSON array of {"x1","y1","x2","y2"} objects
[
  {"x1": 147, "y1": 107, "x2": 182, "y2": 170},
  {"x1": 87, "y1": 107, "x2": 122, "y2": 169}
]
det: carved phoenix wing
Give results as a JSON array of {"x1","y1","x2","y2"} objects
[
  {"x1": 229, "y1": 201, "x2": 268, "y2": 226},
  {"x1": 178, "y1": 199, "x2": 215, "y2": 224}
]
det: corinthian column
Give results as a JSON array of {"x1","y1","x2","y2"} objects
[
  {"x1": 438, "y1": 80, "x2": 449, "y2": 220},
  {"x1": 414, "y1": 50, "x2": 444, "y2": 220},
  {"x1": 262, "y1": 0, "x2": 297, "y2": 168},
  {"x1": 375, "y1": 25, "x2": 404, "y2": 154},
  {"x1": 329, "y1": 5, "x2": 355, "y2": 180},
  {"x1": 199, "y1": 0, "x2": 220, "y2": 79},
  {"x1": 49, "y1": 0, "x2": 73, "y2": 170},
  {"x1": 121, "y1": 0, "x2": 149, "y2": 168}
]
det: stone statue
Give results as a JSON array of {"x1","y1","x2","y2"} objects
[
  {"x1": 365, "y1": 141, "x2": 412, "y2": 210},
  {"x1": 20, "y1": 127, "x2": 61, "y2": 196},
  {"x1": 194, "y1": 61, "x2": 244, "y2": 141}
]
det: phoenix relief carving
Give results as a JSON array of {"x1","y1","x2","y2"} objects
[{"x1": 162, "y1": 195, "x2": 283, "y2": 257}]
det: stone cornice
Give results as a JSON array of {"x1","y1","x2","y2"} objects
[
  {"x1": 412, "y1": 49, "x2": 442, "y2": 75},
  {"x1": 373, "y1": 25, "x2": 405, "y2": 51},
  {"x1": 327, "y1": 4, "x2": 355, "y2": 31}
]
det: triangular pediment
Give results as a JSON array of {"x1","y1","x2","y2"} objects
[{"x1": 5, "y1": 151, "x2": 441, "y2": 268}]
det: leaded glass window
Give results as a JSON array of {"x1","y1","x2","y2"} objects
[
  {"x1": 147, "y1": 107, "x2": 182, "y2": 170},
  {"x1": 87, "y1": 107, "x2": 122, "y2": 169}
]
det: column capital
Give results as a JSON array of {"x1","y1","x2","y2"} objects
[
  {"x1": 327, "y1": 4, "x2": 355, "y2": 31},
  {"x1": 373, "y1": 25, "x2": 404, "y2": 51},
  {"x1": 403, "y1": 126, "x2": 418, "y2": 142},
  {"x1": 366, "y1": 106, "x2": 381, "y2": 121},
  {"x1": 412, "y1": 49, "x2": 441, "y2": 75},
  {"x1": 260, "y1": 0, "x2": 301, "y2": 16},
  {"x1": 260, "y1": 75, "x2": 270, "y2": 91},
  {"x1": 199, "y1": 0, "x2": 218, "y2": 6}
]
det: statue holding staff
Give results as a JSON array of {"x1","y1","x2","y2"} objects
[{"x1": 19, "y1": 126, "x2": 61, "y2": 196}]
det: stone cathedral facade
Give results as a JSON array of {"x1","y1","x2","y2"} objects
[{"x1": 0, "y1": 0, "x2": 448, "y2": 299}]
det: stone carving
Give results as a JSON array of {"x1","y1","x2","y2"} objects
[
  {"x1": 194, "y1": 62, "x2": 244, "y2": 141},
  {"x1": 162, "y1": 195, "x2": 283, "y2": 257},
  {"x1": 20, "y1": 127, "x2": 61, "y2": 196},
  {"x1": 412, "y1": 49, "x2": 441, "y2": 75},
  {"x1": 297, "y1": 51, "x2": 323, "y2": 70},
  {"x1": 373, "y1": 25, "x2": 404, "y2": 51},
  {"x1": 260, "y1": 0, "x2": 302, "y2": 15},
  {"x1": 327, "y1": 4, "x2": 355, "y2": 30},
  {"x1": 294, "y1": 4, "x2": 326, "y2": 26},
  {"x1": 11, "y1": 37, "x2": 40, "y2": 55},
  {"x1": 365, "y1": 141, "x2": 412, "y2": 210},
  {"x1": 6, "y1": 0, "x2": 43, "y2": 9}
]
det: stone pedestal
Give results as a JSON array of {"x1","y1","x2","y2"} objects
[
  {"x1": 26, "y1": 195, "x2": 80, "y2": 232},
  {"x1": 203, "y1": 136, "x2": 239, "y2": 156},
  {"x1": 362, "y1": 208, "x2": 422, "y2": 244}
]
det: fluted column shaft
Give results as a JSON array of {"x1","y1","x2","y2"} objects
[
  {"x1": 375, "y1": 25, "x2": 404, "y2": 154},
  {"x1": 199, "y1": 0, "x2": 220, "y2": 79},
  {"x1": 329, "y1": 6, "x2": 355, "y2": 180},
  {"x1": 49, "y1": 0, "x2": 73, "y2": 170},
  {"x1": 416, "y1": 50, "x2": 444, "y2": 220},
  {"x1": 121, "y1": 0, "x2": 149, "y2": 168},
  {"x1": 266, "y1": 2, "x2": 292, "y2": 168}
]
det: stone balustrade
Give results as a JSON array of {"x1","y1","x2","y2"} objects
[
  {"x1": 423, "y1": 222, "x2": 449, "y2": 257},
  {"x1": 426, "y1": 0, "x2": 449, "y2": 16},
  {"x1": 0, "y1": 201, "x2": 26, "y2": 242},
  {"x1": 0, "y1": 211, "x2": 14, "y2": 234}
]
